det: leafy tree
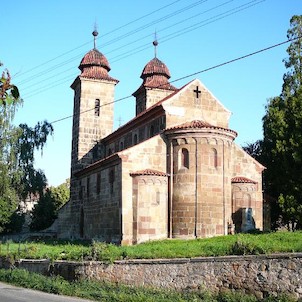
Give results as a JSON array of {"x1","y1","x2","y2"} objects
[
  {"x1": 248, "y1": 15, "x2": 302, "y2": 230},
  {"x1": 0, "y1": 63, "x2": 53, "y2": 233},
  {"x1": 0, "y1": 64, "x2": 20, "y2": 106},
  {"x1": 30, "y1": 180, "x2": 70, "y2": 231}
]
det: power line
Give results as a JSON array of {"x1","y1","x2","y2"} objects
[
  {"x1": 15, "y1": 0, "x2": 186, "y2": 81},
  {"x1": 16, "y1": 0, "x2": 215, "y2": 87},
  {"x1": 50, "y1": 36, "x2": 299, "y2": 125},
  {"x1": 21, "y1": 0, "x2": 265, "y2": 98}
]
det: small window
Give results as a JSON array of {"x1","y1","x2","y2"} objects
[
  {"x1": 120, "y1": 141, "x2": 124, "y2": 150},
  {"x1": 133, "y1": 134, "x2": 138, "y2": 144},
  {"x1": 109, "y1": 170, "x2": 115, "y2": 194},
  {"x1": 87, "y1": 177, "x2": 90, "y2": 197},
  {"x1": 79, "y1": 181, "x2": 83, "y2": 199},
  {"x1": 149, "y1": 125, "x2": 155, "y2": 137},
  {"x1": 210, "y1": 148, "x2": 218, "y2": 168},
  {"x1": 96, "y1": 174, "x2": 101, "y2": 194},
  {"x1": 95, "y1": 99, "x2": 100, "y2": 116},
  {"x1": 156, "y1": 191, "x2": 161, "y2": 205},
  {"x1": 181, "y1": 148, "x2": 189, "y2": 169}
]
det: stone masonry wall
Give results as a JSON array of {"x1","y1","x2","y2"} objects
[{"x1": 3, "y1": 254, "x2": 302, "y2": 300}]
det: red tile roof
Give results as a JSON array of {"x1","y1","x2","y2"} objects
[
  {"x1": 130, "y1": 169, "x2": 168, "y2": 177},
  {"x1": 165, "y1": 120, "x2": 238, "y2": 136},
  {"x1": 80, "y1": 49, "x2": 110, "y2": 71},
  {"x1": 79, "y1": 49, "x2": 118, "y2": 82},
  {"x1": 133, "y1": 57, "x2": 177, "y2": 96},
  {"x1": 141, "y1": 57, "x2": 171, "y2": 78},
  {"x1": 231, "y1": 176, "x2": 257, "y2": 184}
]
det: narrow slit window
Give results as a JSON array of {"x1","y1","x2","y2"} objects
[
  {"x1": 96, "y1": 174, "x2": 101, "y2": 194},
  {"x1": 211, "y1": 148, "x2": 218, "y2": 168},
  {"x1": 181, "y1": 148, "x2": 189, "y2": 169},
  {"x1": 95, "y1": 99, "x2": 100, "y2": 116},
  {"x1": 109, "y1": 169, "x2": 115, "y2": 194},
  {"x1": 87, "y1": 177, "x2": 90, "y2": 197}
]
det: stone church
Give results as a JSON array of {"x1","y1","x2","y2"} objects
[{"x1": 56, "y1": 32, "x2": 265, "y2": 245}]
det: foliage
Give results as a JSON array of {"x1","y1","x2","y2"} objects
[
  {"x1": 0, "y1": 268, "x2": 297, "y2": 302},
  {"x1": 0, "y1": 63, "x2": 53, "y2": 233},
  {"x1": 1, "y1": 232, "x2": 302, "y2": 262},
  {"x1": 278, "y1": 194, "x2": 302, "y2": 231},
  {"x1": 0, "y1": 67, "x2": 20, "y2": 106},
  {"x1": 244, "y1": 15, "x2": 302, "y2": 229},
  {"x1": 30, "y1": 180, "x2": 70, "y2": 231}
]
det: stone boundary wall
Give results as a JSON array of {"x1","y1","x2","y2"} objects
[{"x1": 1, "y1": 253, "x2": 302, "y2": 300}]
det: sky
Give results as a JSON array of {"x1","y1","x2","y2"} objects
[{"x1": 1, "y1": 0, "x2": 301, "y2": 187}]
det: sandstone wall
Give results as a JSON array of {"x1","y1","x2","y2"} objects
[{"x1": 3, "y1": 254, "x2": 302, "y2": 300}]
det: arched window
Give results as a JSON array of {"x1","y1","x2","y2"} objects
[
  {"x1": 181, "y1": 148, "x2": 189, "y2": 169},
  {"x1": 120, "y1": 141, "x2": 124, "y2": 150},
  {"x1": 156, "y1": 191, "x2": 161, "y2": 205},
  {"x1": 210, "y1": 148, "x2": 218, "y2": 168},
  {"x1": 95, "y1": 99, "x2": 100, "y2": 116}
]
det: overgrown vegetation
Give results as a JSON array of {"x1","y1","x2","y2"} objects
[
  {"x1": 1, "y1": 232, "x2": 302, "y2": 263},
  {"x1": 0, "y1": 268, "x2": 296, "y2": 302}
]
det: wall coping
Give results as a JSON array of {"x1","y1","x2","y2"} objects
[{"x1": 15, "y1": 252, "x2": 302, "y2": 266}]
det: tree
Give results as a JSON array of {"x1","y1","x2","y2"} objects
[
  {"x1": 258, "y1": 15, "x2": 302, "y2": 229},
  {"x1": 30, "y1": 180, "x2": 70, "y2": 231},
  {"x1": 0, "y1": 63, "x2": 53, "y2": 233}
]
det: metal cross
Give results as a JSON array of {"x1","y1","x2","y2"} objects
[{"x1": 194, "y1": 86, "x2": 201, "y2": 98}]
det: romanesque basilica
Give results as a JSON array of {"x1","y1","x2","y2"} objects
[{"x1": 55, "y1": 32, "x2": 264, "y2": 245}]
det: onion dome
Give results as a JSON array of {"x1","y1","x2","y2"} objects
[
  {"x1": 138, "y1": 57, "x2": 177, "y2": 91},
  {"x1": 79, "y1": 49, "x2": 118, "y2": 82}
]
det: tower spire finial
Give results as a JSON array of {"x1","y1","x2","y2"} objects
[
  {"x1": 153, "y1": 31, "x2": 158, "y2": 58},
  {"x1": 92, "y1": 22, "x2": 98, "y2": 49}
]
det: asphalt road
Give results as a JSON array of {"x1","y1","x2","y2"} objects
[{"x1": 0, "y1": 282, "x2": 95, "y2": 302}]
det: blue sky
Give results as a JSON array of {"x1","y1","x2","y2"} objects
[{"x1": 1, "y1": 0, "x2": 301, "y2": 186}]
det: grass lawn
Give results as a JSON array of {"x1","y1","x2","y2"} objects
[
  {"x1": 0, "y1": 231, "x2": 302, "y2": 262},
  {"x1": 0, "y1": 232, "x2": 301, "y2": 301}
]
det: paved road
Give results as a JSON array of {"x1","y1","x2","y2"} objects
[{"x1": 0, "y1": 282, "x2": 95, "y2": 302}]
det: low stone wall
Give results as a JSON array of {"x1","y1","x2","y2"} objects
[{"x1": 1, "y1": 253, "x2": 302, "y2": 300}]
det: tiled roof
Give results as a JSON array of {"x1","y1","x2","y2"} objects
[
  {"x1": 231, "y1": 176, "x2": 257, "y2": 184},
  {"x1": 80, "y1": 66, "x2": 119, "y2": 82},
  {"x1": 130, "y1": 169, "x2": 168, "y2": 177},
  {"x1": 79, "y1": 49, "x2": 118, "y2": 82},
  {"x1": 133, "y1": 57, "x2": 177, "y2": 95},
  {"x1": 80, "y1": 49, "x2": 110, "y2": 71},
  {"x1": 141, "y1": 58, "x2": 171, "y2": 78},
  {"x1": 165, "y1": 120, "x2": 238, "y2": 136}
]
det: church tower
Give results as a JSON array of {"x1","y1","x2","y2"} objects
[
  {"x1": 70, "y1": 30, "x2": 119, "y2": 174},
  {"x1": 132, "y1": 39, "x2": 177, "y2": 115}
]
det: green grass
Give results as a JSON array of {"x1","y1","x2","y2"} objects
[
  {"x1": 0, "y1": 268, "x2": 296, "y2": 302},
  {"x1": 1, "y1": 231, "x2": 302, "y2": 263}
]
